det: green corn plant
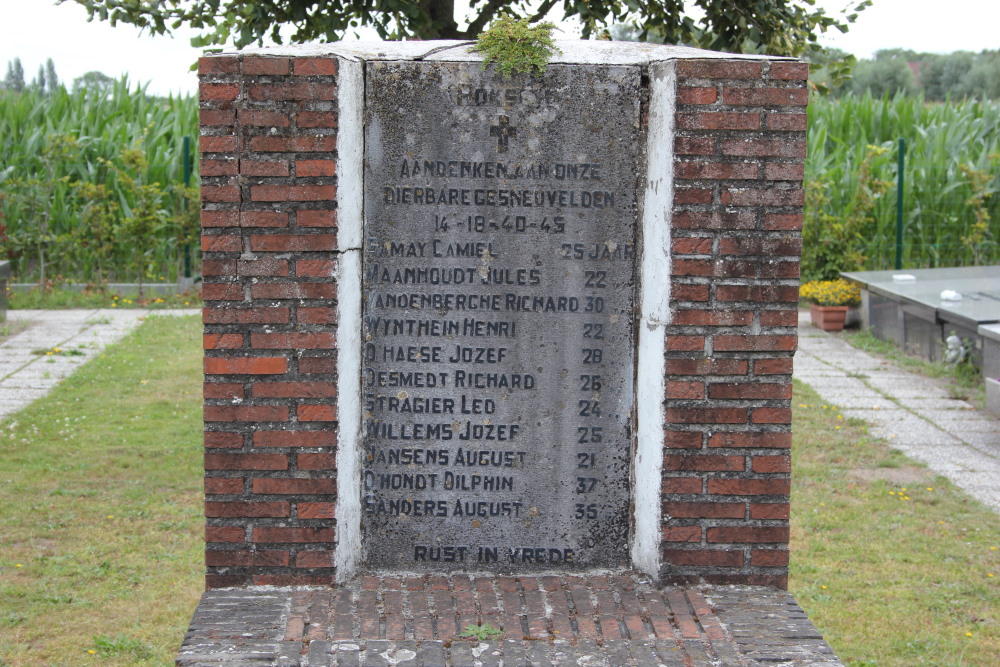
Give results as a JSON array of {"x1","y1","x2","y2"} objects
[
  {"x1": 0, "y1": 134, "x2": 81, "y2": 286},
  {"x1": 806, "y1": 93, "x2": 1000, "y2": 271},
  {"x1": 0, "y1": 78, "x2": 198, "y2": 283},
  {"x1": 72, "y1": 180, "x2": 120, "y2": 288},
  {"x1": 958, "y1": 157, "x2": 998, "y2": 265}
]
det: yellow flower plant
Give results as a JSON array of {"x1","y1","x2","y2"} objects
[{"x1": 800, "y1": 279, "x2": 861, "y2": 307}]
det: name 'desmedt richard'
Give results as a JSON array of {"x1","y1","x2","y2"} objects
[{"x1": 364, "y1": 369, "x2": 536, "y2": 390}]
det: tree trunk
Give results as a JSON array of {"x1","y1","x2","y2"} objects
[{"x1": 422, "y1": 0, "x2": 461, "y2": 39}]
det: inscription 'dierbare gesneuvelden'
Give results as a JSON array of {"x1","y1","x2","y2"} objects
[{"x1": 362, "y1": 62, "x2": 641, "y2": 571}]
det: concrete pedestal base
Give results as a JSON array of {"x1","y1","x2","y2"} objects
[{"x1": 176, "y1": 575, "x2": 842, "y2": 666}]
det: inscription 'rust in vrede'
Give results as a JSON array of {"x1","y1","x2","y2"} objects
[{"x1": 362, "y1": 62, "x2": 641, "y2": 571}]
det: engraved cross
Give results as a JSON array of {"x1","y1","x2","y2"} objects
[{"x1": 490, "y1": 115, "x2": 516, "y2": 153}]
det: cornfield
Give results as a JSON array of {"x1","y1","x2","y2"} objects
[
  {"x1": 1, "y1": 82, "x2": 998, "y2": 284},
  {"x1": 0, "y1": 79, "x2": 198, "y2": 284},
  {"x1": 805, "y1": 94, "x2": 1000, "y2": 280}
]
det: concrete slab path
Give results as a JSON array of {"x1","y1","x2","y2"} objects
[
  {"x1": 795, "y1": 310, "x2": 1000, "y2": 513},
  {"x1": 0, "y1": 308, "x2": 199, "y2": 422}
]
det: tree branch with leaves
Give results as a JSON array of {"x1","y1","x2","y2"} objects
[{"x1": 63, "y1": 0, "x2": 869, "y2": 60}]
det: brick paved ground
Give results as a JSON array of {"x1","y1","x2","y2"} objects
[{"x1": 177, "y1": 573, "x2": 841, "y2": 666}]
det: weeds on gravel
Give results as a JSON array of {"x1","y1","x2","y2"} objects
[{"x1": 0, "y1": 320, "x2": 31, "y2": 345}]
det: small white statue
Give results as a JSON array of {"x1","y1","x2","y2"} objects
[{"x1": 943, "y1": 335, "x2": 967, "y2": 364}]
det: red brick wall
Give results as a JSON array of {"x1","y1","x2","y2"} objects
[
  {"x1": 662, "y1": 59, "x2": 807, "y2": 588},
  {"x1": 200, "y1": 54, "x2": 340, "y2": 587}
]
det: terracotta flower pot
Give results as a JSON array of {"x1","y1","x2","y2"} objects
[{"x1": 810, "y1": 304, "x2": 849, "y2": 332}]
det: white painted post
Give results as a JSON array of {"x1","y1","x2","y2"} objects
[
  {"x1": 632, "y1": 61, "x2": 675, "y2": 577},
  {"x1": 334, "y1": 56, "x2": 365, "y2": 582}
]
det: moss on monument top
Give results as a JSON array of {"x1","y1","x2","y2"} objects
[{"x1": 471, "y1": 16, "x2": 560, "y2": 78}]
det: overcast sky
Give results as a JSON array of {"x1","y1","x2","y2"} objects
[{"x1": 1, "y1": 0, "x2": 996, "y2": 97}]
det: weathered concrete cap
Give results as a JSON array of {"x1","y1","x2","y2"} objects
[
  {"x1": 979, "y1": 322, "x2": 1000, "y2": 343},
  {"x1": 231, "y1": 39, "x2": 794, "y2": 63}
]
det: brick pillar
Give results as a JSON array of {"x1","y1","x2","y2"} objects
[
  {"x1": 661, "y1": 59, "x2": 808, "y2": 588},
  {"x1": 200, "y1": 53, "x2": 340, "y2": 587}
]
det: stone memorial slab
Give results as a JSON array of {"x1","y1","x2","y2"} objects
[{"x1": 361, "y1": 62, "x2": 641, "y2": 571}]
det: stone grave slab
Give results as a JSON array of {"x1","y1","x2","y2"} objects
[{"x1": 361, "y1": 62, "x2": 640, "y2": 571}]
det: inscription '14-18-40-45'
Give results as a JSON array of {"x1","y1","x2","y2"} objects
[{"x1": 361, "y1": 61, "x2": 641, "y2": 571}]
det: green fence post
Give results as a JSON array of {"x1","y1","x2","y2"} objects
[
  {"x1": 182, "y1": 135, "x2": 192, "y2": 281},
  {"x1": 895, "y1": 137, "x2": 905, "y2": 271}
]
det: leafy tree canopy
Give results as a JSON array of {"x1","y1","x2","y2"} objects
[
  {"x1": 2, "y1": 57, "x2": 26, "y2": 92},
  {"x1": 824, "y1": 49, "x2": 1000, "y2": 101},
  {"x1": 73, "y1": 70, "x2": 117, "y2": 95},
  {"x1": 63, "y1": 0, "x2": 869, "y2": 59},
  {"x1": 34, "y1": 65, "x2": 48, "y2": 95},
  {"x1": 848, "y1": 53, "x2": 917, "y2": 98},
  {"x1": 46, "y1": 59, "x2": 60, "y2": 91},
  {"x1": 2, "y1": 58, "x2": 62, "y2": 95}
]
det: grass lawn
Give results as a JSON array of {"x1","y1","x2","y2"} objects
[
  {"x1": 790, "y1": 380, "x2": 999, "y2": 666},
  {"x1": 0, "y1": 315, "x2": 202, "y2": 666},
  {"x1": 0, "y1": 316, "x2": 997, "y2": 665}
]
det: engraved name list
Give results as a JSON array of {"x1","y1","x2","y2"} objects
[{"x1": 361, "y1": 63, "x2": 642, "y2": 571}]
